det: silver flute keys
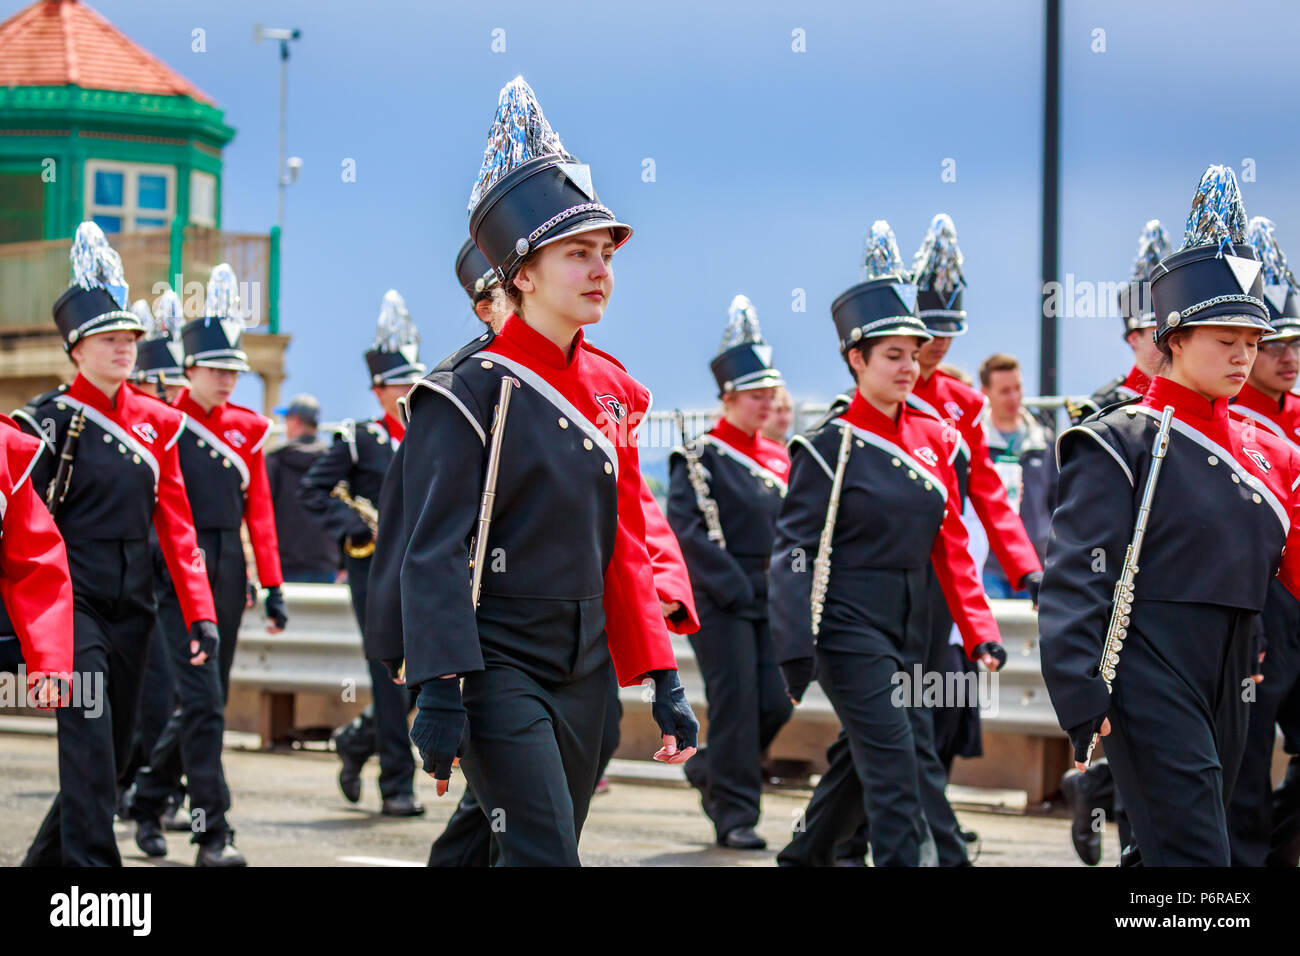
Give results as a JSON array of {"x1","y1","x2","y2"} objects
[
  {"x1": 675, "y1": 410, "x2": 726, "y2": 549},
  {"x1": 470, "y1": 376, "x2": 520, "y2": 608},
  {"x1": 1085, "y1": 404, "x2": 1174, "y2": 767},
  {"x1": 811, "y1": 422, "x2": 854, "y2": 637}
]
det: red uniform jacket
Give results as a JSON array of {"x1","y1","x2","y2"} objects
[
  {"x1": 910, "y1": 369, "x2": 1042, "y2": 588},
  {"x1": 173, "y1": 390, "x2": 283, "y2": 588},
  {"x1": 0, "y1": 416, "x2": 74, "y2": 678},
  {"x1": 1229, "y1": 381, "x2": 1300, "y2": 455},
  {"x1": 640, "y1": 470, "x2": 699, "y2": 635}
]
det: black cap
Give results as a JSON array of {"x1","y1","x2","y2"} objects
[
  {"x1": 54, "y1": 285, "x2": 143, "y2": 351},
  {"x1": 1150, "y1": 243, "x2": 1270, "y2": 341},
  {"x1": 133, "y1": 336, "x2": 187, "y2": 387},
  {"x1": 831, "y1": 278, "x2": 932, "y2": 353},
  {"x1": 455, "y1": 239, "x2": 499, "y2": 303},
  {"x1": 181, "y1": 317, "x2": 250, "y2": 371},
  {"x1": 709, "y1": 295, "x2": 783, "y2": 395},
  {"x1": 364, "y1": 290, "x2": 425, "y2": 386}
]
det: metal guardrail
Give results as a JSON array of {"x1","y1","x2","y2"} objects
[{"x1": 232, "y1": 586, "x2": 1061, "y2": 736}]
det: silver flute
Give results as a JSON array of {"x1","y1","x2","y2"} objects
[
  {"x1": 470, "y1": 376, "x2": 519, "y2": 607},
  {"x1": 810, "y1": 423, "x2": 854, "y2": 637},
  {"x1": 675, "y1": 409, "x2": 725, "y2": 548},
  {"x1": 1085, "y1": 404, "x2": 1175, "y2": 767}
]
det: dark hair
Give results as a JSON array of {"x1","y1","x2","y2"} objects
[
  {"x1": 978, "y1": 352, "x2": 1020, "y2": 388},
  {"x1": 1155, "y1": 328, "x2": 1190, "y2": 367},
  {"x1": 843, "y1": 337, "x2": 880, "y2": 377}
]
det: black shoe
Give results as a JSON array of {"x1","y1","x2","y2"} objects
[
  {"x1": 337, "y1": 755, "x2": 364, "y2": 804},
  {"x1": 959, "y1": 828, "x2": 979, "y2": 843},
  {"x1": 832, "y1": 854, "x2": 867, "y2": 867},
  {"x1": 332, "y1": 717, "x2": 373, "y2": 804},
  {"x1": 163, "y1": 793, "x2": 192, "y2": 832},
  {"x1": 135, "y1": 818, "x2": 166, "y2": 858},
  {"x1": 721, "y1": 826, "x2": 767, "y2": 850},
  {"x1": 1061, "y1": 769, "x2": 1102, "y2": 866},
  {"x1": 196, "y1": 833, "x2": 247, "y2": 868},
  {"x1": 381, "y1": 794, "x2": 426, "y2": 817}
]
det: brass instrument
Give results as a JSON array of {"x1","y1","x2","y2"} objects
[
  {"x1": 674, "y1": 410, "x2": 725, "y2": 548},
  {"x1": 1085, "y1": 404, "x2": 1175, "y2": 767},
  {"x1": 331, "y1": 482, "x2": 379, "y2": 559},
  {"x1": 469, "y1": 376, "x2": 519, "y2": 607},
  {"x1": 810, "y1": 423, "x2": 854, "y2": 636},
  {"x1": 47, "y1": 406, "x2": 86, "y2": 519}
]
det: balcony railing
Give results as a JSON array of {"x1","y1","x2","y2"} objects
[{"x1": 0, "y1": 222, "x2": 277, "y2": 334}]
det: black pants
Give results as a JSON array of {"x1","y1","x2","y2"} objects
[
  {"x1": 685, "y1": 605, "x2": 792, "y2": 839},
  {"x1": 1104, "y1": 601, "x2": 1253, "y2": 866},
  {"x1": 925, "y1": 571, "x2": 981, "y2": 766},
  {"x1": 119, "y1": 614, "x2": 177, "y2": 791},
  {"x1": 25, "y1": 539, "x2": 155, "y2": 867},
  {"x1": 128, "y1": 529, "x2": 244, "y2": 843}
]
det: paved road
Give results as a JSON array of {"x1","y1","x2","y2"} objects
[{"x1": 0, "y1": 727, "x2": 1096, "y2": 867}]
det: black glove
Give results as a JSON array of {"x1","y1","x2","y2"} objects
[
  {"x1": 973, "y1": 641, "x2": 1008, "y2": 670},
  {"x1": 409, "y1": 678, "x2": 467, "y2": 779},
  {"x1": 245, "y1": 581, "x2": 257, "y2": 609},
  {"x1": 646, "y1": 669, "x2": 699, "y2": 751},
  {"x1": 264, "y1": 586, "x2": 288, "y2": 629},
  {"x1": 1020, "y1": 570, "x2": 1043, "y2": 604},
  {"x1": 382, "y1": 657, "x2": 405, "y2": 683},
  {"x1": 189, "y1": 620, "x2": 219, "y2": 661},
  {"x1": 1066, "y1": 713, "x2": 1107, "y2": 764},
  {"x1": 780, "y1": 657, "x2": 816, "y2": 704}
]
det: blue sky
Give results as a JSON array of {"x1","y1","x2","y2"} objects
[{"x1": 21, "y1": 0, "x2": 1300, "y2": 428}]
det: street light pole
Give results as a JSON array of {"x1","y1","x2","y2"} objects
[
  {"x1": 1040, "y1": 0, "x2": 1061, "y2": 397},
  {"x1": 254, "y1": 25, "x2": 301, "y2": 230}
]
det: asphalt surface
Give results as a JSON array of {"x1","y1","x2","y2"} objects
[{"x1": 0, "y1": 726, "x2": 1096, "y2": 867}]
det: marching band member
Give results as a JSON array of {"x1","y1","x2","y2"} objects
[
  {"x1": 1067, "y1": 220, "x2": 1170, "y2": 424},
  {"x1": 668, "y1": 294, "x2": 792, "y2": 850},
  {"x1": 301, "y1": 290, "x2": 425, "y2": 817},
  {"x1": 1225, "y1": 216, "x2": 1300, "y2": 867},
  {"x1": 1041, "y1": 165, "x2": 1300, "y2": 866},
  {"x1": 772, "y1": 222, "x2": 1003, "y2": 867},
  {"x1": 20, "y1": 223, "x2": 217, "y2": 867},
  {"x1": 128, "y1": 266, "x2": 287, "y2": 867},
  {"x1": 371, "y1": 76, "x2": 698, "y2": 865}
]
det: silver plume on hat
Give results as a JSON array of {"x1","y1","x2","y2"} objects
[
  {"x1": 1182, "y1": 165, "x2": 1249, "y2": 253},
  {"x1": 1246, "y1": 217, "x2": 1297, "y2": 290},
  {"x1": 204, "y1": 263, "x2": 245, "y2": 322},
  {"x1": 373, "y1": 289, "x2": 419, "y2": 352},
  {"x1": 911, "y1": 213, "x2": 965, "y2": 305},
  {"x1": 130, "y1": 299, "x2": 152, "y2": 326},
  {"x1": 1131, "y1": 219, "x2": 1170, "y2": 281},
  {"x1": 145, "y1": 287, "x2": 184, "y2": 341},
  {"x1": 718, "y1": 294, "x2": 764, "y2": 350},
  {"x1": 861, "y1": 220, "x2": 906, "y2": 282},
  {"x1": 468, "y1": 76, "x2": 570, "y2": 213},
  {"x1": 70, "y1": 221, "x2": 128, "y2": 307}
]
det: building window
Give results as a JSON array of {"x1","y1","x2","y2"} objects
[
  {"x1": 84, "y1": 161, "x2": 175, "y2": 234},
  {"x1": 190, "y1": 170, "x2": 216, "y2": 228}
]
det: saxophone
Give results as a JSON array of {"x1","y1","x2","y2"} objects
[
  {"x1": 1084, "y1": 404, "x2": 1175, "y2": 767},
  {"x1": 675, "y1": 410, "x2": 725, "y2": 548},
  {"x1": 810, "y1": 423, "x2": 854, "y2": 636},
  {"x1": 331, "y1": 481, "x2": 379, "y2": 559}
]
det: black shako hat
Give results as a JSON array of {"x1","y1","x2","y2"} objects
[
  {"x1": 181, "y1": 263, "x2": 251, "y2": 371},
  {"x1": 1116, "y1": 219, "x2": 1170, "y2": 338},
  {"x1": 52, "y1": 221, "x2": 144, "y2": 351},
  {"x1": 132, "y1": 288, "x2": 187, "y2": 387},
  {"x1": 832, "y1": 220, "x2": 932, "y2": 353},
  {"x1": 710, "y1": 295, "x2": 784, "y2": 396},
  {"x1": 1150, "y1": 165, "x2": 1270, "y2": 342},
  {"x1": 364, "y1": 290, "x2": 425, "y2": 386},
  {"x1": 466, "y1": 76, "x2": 631, "y2": 286},
  {"x1": 455, "y1": 239, "x2": 499, "y2": 303},
  {"x1": 1246, "y1": 216, "x2": 1300, "y2": 339},
  {"x1": 910, "y1": 213, "x2": 967, "y2": 336}
]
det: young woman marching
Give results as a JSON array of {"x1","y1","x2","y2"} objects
[{"x1": 770, "y1": 223, "x2": 1003, "y2": 867}]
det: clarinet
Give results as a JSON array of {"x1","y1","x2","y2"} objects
[
  {"x1": 674, "y1": 410, "x2": 725, "y2": 548},
  {"x1": 810, "y1": 422, "x2": 854, "y2": 636},
  {"x1": 46, "y1": 406, "x2": 86, "y2": 519},
  {"x1": 1084, "y1": 404, "x2": 1175, "y2": 767}
]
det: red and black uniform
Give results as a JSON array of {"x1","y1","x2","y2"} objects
[
  {"x1": 1043, "y1": 377, "x2": 1300, "y2": 864},
  {"x1": 1069, "y1": 364, "x2": 1154, "y2": 425},
  {"x1": 128, "y1": 390, "x2": 281, "y2": 845},
  {"x1": 17, "y1": 376, "x2": 216, "y2": 867},
  {"x1": 772, "y1": 391, "x2": 1000, "y2": 866},
  {"x1": 667, "y1": 416, "x2": 793, "y2": 842},
  {"x1": 374, "y1": 317, "x2": 678, "y2": 865},
  {"x1": 0, "y1": 415, "x2": 74, "y2": 680},
  {"x1": 908, "y1": 368, "x2": 1041, "y2": 765},
  {"x1": 1226, "y1": 382, "x2": 1300, "y2": 865}
]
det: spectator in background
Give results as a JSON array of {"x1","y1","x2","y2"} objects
[
  {"x1": 761, "y1": 384, "x2": 794, "y2": 443},
  {"x1": 266, "y1": 395, "x2": 341, "y2": 584},
  {"x1": 978, "y1": 354, "x2": 1058, "y2": 598}
]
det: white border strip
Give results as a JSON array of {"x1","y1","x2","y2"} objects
[
  {"x1": 408, "y1": 381, "x2": 486, "y2": 445},
  {"x1": 12, "y1": 443, "x2": 42, "y2": 494},
  {"x1": 1230, "y1": 403, "x2": 1300, "y2": 453},
  {"x1": 58, "y1": 396, "x2": 160, "y2": 485},
  {"x1": 700, "y1": 434, "x2": 788, "y2": 494},
  {"x1": 1057, "y1": 425, "x2": 1134, "y2": 487},
  {"x1": 842, "y1": 421, "x2": 947, "y2": 503},
  {"x1": 182, "y1": 416, "x2": 250, "y2": 489},
  {"x1": 12, "y1": 409, "x2": 53, "y2": 454},
  {"x1": 789, "y1": 434, "x2": 833, "y2": 481}
]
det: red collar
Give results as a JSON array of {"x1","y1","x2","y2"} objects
[
  {"x1": 1233, "y1": 381, "x2": 1289, "y2": 419},
  {"x1": 710, "y1": 417, "x2": 761, "y2": 454},
  {"x1": 383, "y1": 412, "x2": 405, "y2": 442},
  {"x1": 175, "y1": 388, "x2": 223, "y2": 424},
  {"x1": 840, "y1": 389, "x2": 903, "y2": 436},
  {"x1": 1123, "y1": 365, "x2": 1153, "y2": 395},
  {"x1": 1142, "y1": 376, "x2": 1230, "y2": 424},
  {"x1": 497, "y1": 314, "x2": 586, "y2": 370},
  {"x1": 68, "y1": 374, "x2": 131, "y2": 418}
]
